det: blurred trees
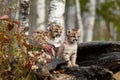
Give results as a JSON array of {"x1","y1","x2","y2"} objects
[
  {"x1": 83, "y1": 0, "x2": 96, "y2": 42},
  {"x1": 4, "y1": 0, "x2": 120, "y2": 41},
  {"x1": 0, "y1": 0, "x2": 120, "y2": 79},
  {"x1": 36, "y1": 0, "x2": 46, "y2": 31},
  {"x1": 80, "y1": 0, "x2": 120, "y2": 41},
  {"x1": 24, "y1": 0, "x2": 120, "y2": 41},
  {"x1": 75, "y1": 0, "x2": 84, "y2": 42},
  {"x1": 95, "y1": 0, "x2": 120, "y2": 41}
]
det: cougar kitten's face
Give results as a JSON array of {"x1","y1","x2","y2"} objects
[
  {"x1": 67, "y1": 29, "x2": 80, "y2": 43},
  {"x1": 50, "y1": 25, "x2": 62, "y2": 38}
]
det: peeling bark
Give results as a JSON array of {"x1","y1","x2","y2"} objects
[
  {"x1": 48, "y1": 0, "x2": 66, "y2": 40},
  {"x1": 19, "y1": 0, "x2": 30, "y2": 35}
]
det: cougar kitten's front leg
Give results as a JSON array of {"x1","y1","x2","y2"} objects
[
  {"x1": 63, "y1": 53, "x2": 72, "y2": 67},
  {"x1": 71, "y1": 53, "x2": 78, "y2": 67}
]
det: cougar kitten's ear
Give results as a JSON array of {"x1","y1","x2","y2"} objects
[
  {"x1": 49, "y1": 24, "x2": 56, "y2": 31},
  {"x1": 47, "y1": 25, "x2": 51, "y2": 31},
  {"x1": 49, "y1": 26, "x2": 53, "y2": 31},
  {"x1": 48, "y1": 24, "x2": 54, "y2": 31}
]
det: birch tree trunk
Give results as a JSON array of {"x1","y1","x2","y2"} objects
[
  {"x1": 75, "y1": 0, "x2": 84, "y2": 42},
  {"x1": 36, "y1": 0, "x2": 46, "y2": 31},
  {"x1": 48, "y1": 0, "x2": 66, "y2": 40},
  {"x1": 19, "y1": 0, "x2": 30, "y2": 35},
  {"x1": 29, "y1": 0, "x2": 37, "y2": 34},
  {"x1": 83, "y1": 0, "x2": 96, "y2": 42},
  {"x1": 109, "y1": 23, "x2": 117, "y2": 41},
  {"x1": 15, "y1": 0, "x2": 20, "y2": 20},
  {"x1": 66, "y1": 0, "x2": 76, "y2": 30}
]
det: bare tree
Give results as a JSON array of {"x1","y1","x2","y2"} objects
[
  {"x1": 19, "y1": 0, "x2": 30, "y2": 35},
  {"x1": 36, "y1": 0, "x2": 46, "y2": 31},
  {"x1": 75, "y1": 0, "x2": 84, "y2": 42},
  {"x1": 29, "y1": 0, "x2": 37, "y2": 34},
  {"x1": 48, "y1": 0, "x2": 66, "y2": 40},
  {"x1": 83, "y1": 0, "x2": 96, "y2": 42},
  {"x1": 66, "y1": 0, "x2": 76, "y2": 30}
]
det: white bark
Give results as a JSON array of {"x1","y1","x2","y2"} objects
[
  {"x1": 48, "y1": 0, "x2": 66, "y2": 39},
  {"x1": 83, "y1": 0, "x2": 96, "y2": 42},
  {"x1": 19, "y1": 0, "x2": 30, "y2": 35},
  {"x1": 66, "y1": 3, "x2": 76, "y2": 29},
  {"x1": 75, "y1": 0, "x2": 84, "y2": 42},
  {"x1": 15, "y1": 0, "x2": 20, "y2": 20},
  {"x1": 36, "y1": 0, "x2": 46, "y2": 31}
]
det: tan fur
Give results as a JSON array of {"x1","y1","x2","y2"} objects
[
  {"x1": 57, "y1": 29, "x2": 80, "y2": 67},
  {"x1": 30, "y1": 24, "x2": 62, "y2": 56}
]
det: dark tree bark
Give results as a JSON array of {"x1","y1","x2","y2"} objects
[{"x1": 77, "y1": 41, "x2": 120, "y2": 73}]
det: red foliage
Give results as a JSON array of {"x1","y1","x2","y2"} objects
[
  {"x1": 46, "y1": 58, "x2": 52, "y2": 63},
  {"x1": 7, "y1": 22, "x2": 14, "y2": 31},
  {"x1": 0, "y1": 15, "x2": 9, "y2": 21}
]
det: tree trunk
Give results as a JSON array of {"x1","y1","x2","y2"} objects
[
  {"x1": 36, "y1": 0, "x2": 46, "y2": 31},
  {"x1": 75, "y1": 0, "x2": 84, "y2": 42},
  {"x1": 65, "y1": 0, "x2": 76, "y2": 30},
  {"x1": 19, "y1": 0, "x2": 30, "y2": 35},
  {"x1": 83, "y1": 0, "x2": 96, "y2": 42},
  {"x1": 109, "y1": 23, "x2": 117, "y2": 41},
  {"x1": 48, "y1": 0, "x2": 66, "y2": 40},
  {"x1": 29, "y1": 0, "x2": 37, "y2": 34}
]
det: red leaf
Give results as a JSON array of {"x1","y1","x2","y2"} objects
[
  {"x1": 7, "y1": 23, "x2": 14, "y2": 31},
  {"x1": 0, "y1": 15, "x2": 9, "y2": 20},
  {"x1": 34, "y1": 53, "x2": 40, "y2": 58},
  {"x1": 43, "y1": 47, "x2": 52, "y2": 55},
  {"x1": 26, "y1": 61, "x2": 32, "y2": 69},
  {"x1": 46, "y1": 58, "x2": 52, "y2": 63}
]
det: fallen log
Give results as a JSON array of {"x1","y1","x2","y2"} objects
[
  {"x1": 77, "y1": 41, "x2": 120, "y2": 73},
  {"x1": 37, "y1": 41, "x2": 120, "y2": 80},
  {"x1": 50, "y1": 64, "x2": 115, "y2": 80}
]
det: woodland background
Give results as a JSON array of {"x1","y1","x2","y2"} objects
[
  {"x1": 0, "y1": 0, "x2": 120, "y2": 42},
  {"x1": 0, "y1": 0, "x2": 120, "y2": 80}
]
